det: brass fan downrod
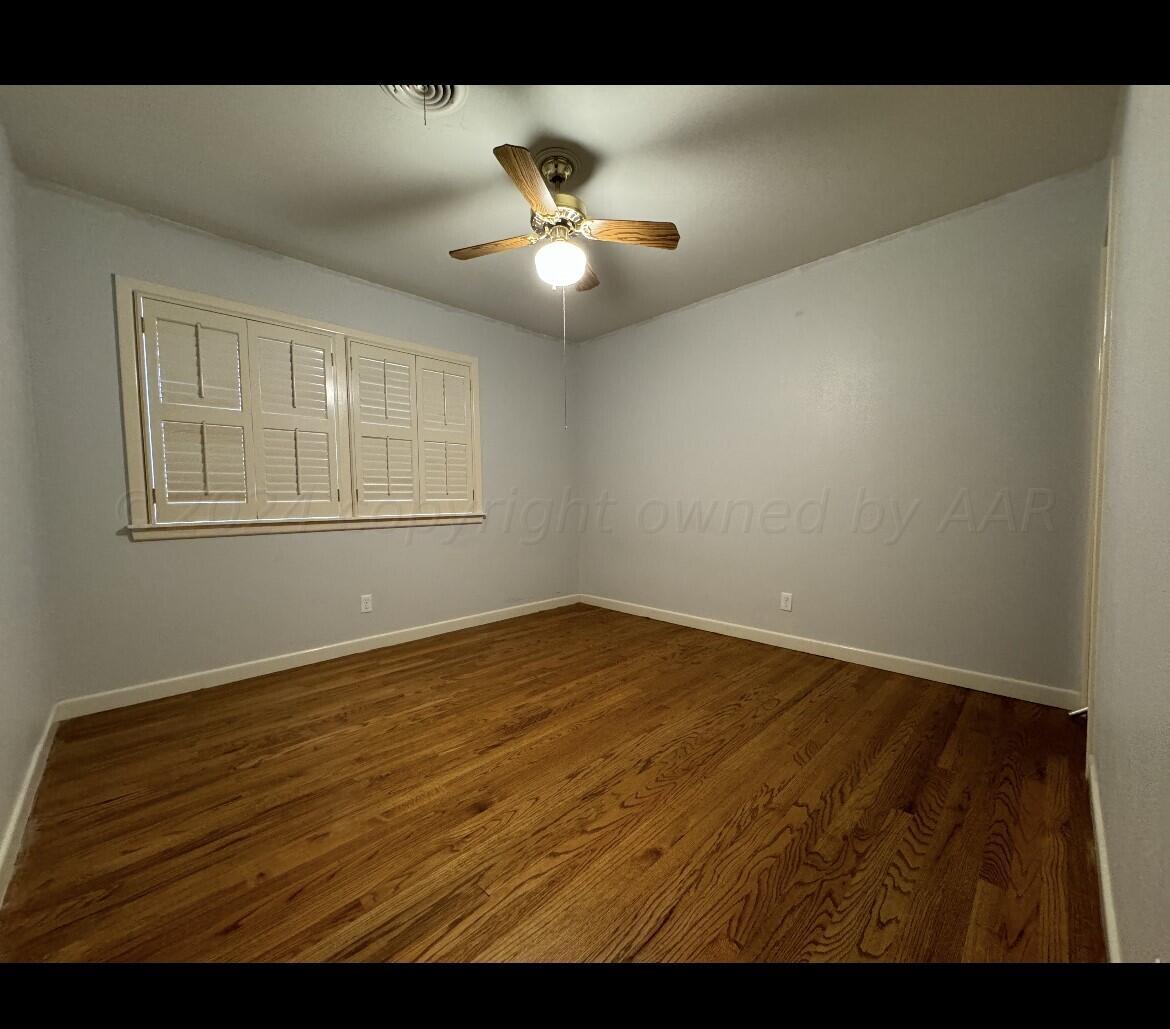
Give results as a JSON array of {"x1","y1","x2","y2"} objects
[{"x1": 539, "y1": 152, "x2": 575, "y2": 192}]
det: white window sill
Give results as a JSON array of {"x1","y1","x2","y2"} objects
[{"x1": 125, "y1": 513, "x2": 487, "y2": 541}]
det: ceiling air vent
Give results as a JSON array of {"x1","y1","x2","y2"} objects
[{"x1": 378, "y1": 85, "x2": 468, "y2": 118}]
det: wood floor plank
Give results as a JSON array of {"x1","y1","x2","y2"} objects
[
  {"x1": 427, "y1": 660, "x2": 875, "y2": 962},
  {"x1": 573, "y1": 673, "x2": 926, "y2": 962},
  {"x1": 0, "y1": 604, "x2": 1103, "y2": 962}
]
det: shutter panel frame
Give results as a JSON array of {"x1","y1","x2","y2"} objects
[
  {"x1": 247, "y1": 321, "x2": 342, "y2": 520},
  {"x1": 141, "y1": 298, "x2": 258, "y2": 524},
  {"x1": 348, "y1": 338, "x2": 421, "y2": 517},
  {"x1": 416, "y1": 356, "x2": 475, "y2": 516}
]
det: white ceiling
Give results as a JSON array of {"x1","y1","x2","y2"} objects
[{"x1": 0, "y1": 84, "x2": 1119, "y2": 341}]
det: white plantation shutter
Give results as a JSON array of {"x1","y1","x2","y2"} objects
[
  {"x1": 140, "y1": 299, "x2": 257, "y2": 523},
  {"x1": 417, "y1": 356, "x2": 474, "y2": 515},
  {"x1": 125, "y1": 282, "x2": 481, "y2": 534},
  {"x1": 349, "y1": 340, "x2": 419, "y2": 516},
  {"x1": 247, "y1": 322, "x2": 341, "y2": 519}
]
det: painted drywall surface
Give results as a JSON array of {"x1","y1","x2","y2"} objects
[
  {"x1": 18, "y1": 183, "x2": 577, "y2": 701},
  {"x1": 576, "y1": 166, "x2": 1107, "y2": 695},
  {"x1": 0, "y1": 129, "x2": 52, "y2": 837},
  {"x1": 1091, "y1": 87, "x2": 1170, "y2": 962}
]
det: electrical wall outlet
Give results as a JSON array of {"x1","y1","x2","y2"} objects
[
  {"x1": 360, "y1": 594, "x2": 373, "y2": 613},
  {"x1": 780, "y1": 592, "x2": 793, "y2": 612}
]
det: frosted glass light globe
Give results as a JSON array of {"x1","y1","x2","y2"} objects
[{"x1": 535, "y1": 239, "x2": 586, "y2": 287}]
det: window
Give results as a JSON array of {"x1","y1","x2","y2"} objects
[{"x1": 117, "y1": 279, "x2": 483, "y2": 539}]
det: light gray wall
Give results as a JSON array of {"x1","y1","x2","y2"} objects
[
  {"x1": 575, "y1": 166, "x2": 1107, "y2": 697},
  {"x1": 18, "y1": 183, "x2": 577, "y2": 702},
  {"x1": 0, "y1": 129, "x2": 52, "y2": 841},
  {"x1": 1091, "y1": 86, "x2": 1170, "y2": 962}
]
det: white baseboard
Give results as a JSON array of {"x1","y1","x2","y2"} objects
[
  {"x1": 0, "y1": 711, "x2": 57, "y2": 907},
  {"x1": 56, "y1": 590, "x2": 1077, "y2": 723},
  {"x1": 55, "y1": 594, "x2": 582, "y2": 721},
  {"x1": 578, "y1": 595, "x2": 1078, "y2": 710},
  {"x1": 1088, "y1": 755, "x2": 1122, "y2": 962}
]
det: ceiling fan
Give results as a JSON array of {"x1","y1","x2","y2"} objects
[{"x1": 449, "y1": 144, "x2": 680, "y2": 291}]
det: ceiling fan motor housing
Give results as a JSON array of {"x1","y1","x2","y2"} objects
[
  {"x1": 525, "y1": 148, "x2": 588, "y2": 237},
  {"x1": 531, "y1": 193, "x2": 588, "y2": 235}
]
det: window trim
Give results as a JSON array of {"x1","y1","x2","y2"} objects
[{"x1": 115, "y1": 276, "x2": 485, "y2": 539}]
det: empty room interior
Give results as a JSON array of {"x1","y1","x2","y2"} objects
[{"x1": 0, "y1": 83, "x2": 1167, "y2": 966}]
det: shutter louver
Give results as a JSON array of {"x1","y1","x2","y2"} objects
[
  {"x1": 142, "y1": 299, "x2": 257, "y2": 523},
  {"x1": 161, "y1": 422, "x2": 248, "y2": 501},
  {"x1": 350, "y1": 340, "x2": 419, "y2": 516},
  {"x1": 417, "y1": 357, "x2": 474, "y2": 514},
  {"x1": 157, "y1": 319, "x2": 243, "y2": 409},
  {"x1": 248, "y1": 322, "x2": 341, "y2": 520},
  {"x1": 262, "y1": 429, "x2": 332, "y2": 499},
  {"x1": 445, "y1": 443, "x2": 470, "y2": 502},
  {"x1": 420, "y1": 367, "x2": 446, "y2": 432}
]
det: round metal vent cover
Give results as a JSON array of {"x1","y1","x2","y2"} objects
[{"x1": 379, "y1": 85, "x2": 468, "y2": 118}]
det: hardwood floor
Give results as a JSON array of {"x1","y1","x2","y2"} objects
[{"x1": 0, "y1": 604, "x2": 1103, "y2": 962}]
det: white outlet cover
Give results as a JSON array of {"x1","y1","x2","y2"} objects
[
  {"x1": 781, "y1": 592, "x2": 793, "y2": 611},
  {"x1": 360, "y1": 594, "x2": 373, "y2": 613}
]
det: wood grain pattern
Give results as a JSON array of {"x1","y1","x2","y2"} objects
[
  {"x1": 584, "y1": 218, "x2": 680, "y2": 250},
  {"x1": 448, "y1": 236, "x2": 533, "y2": 261},
  {"x1": 576, "y1": 263, "x2": 600, "y2": 292},
  {"x1": 0, "y1": 605, "x2": 1103, "y2": 962},
  {"x1": 492, "y1": 144, "x2": 558, "y2": 216}
]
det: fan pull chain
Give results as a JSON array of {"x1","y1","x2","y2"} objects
[{"x1": 562, "y1": 285, "x2": 568, "y2": 430}]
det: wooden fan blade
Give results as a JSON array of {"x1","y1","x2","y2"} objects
[
  {"x1": 493, "y1": 144, "x2": 558, "y2": 216},
  {"x1": 449, "y1": 235, "x2": 534, "y2": 260},
  {"x1": 583, "y1": 219, "x2": 680, "y2": 250},
  {"x1": 577, "y1": 264, "x2": 600, "y2": 291}
]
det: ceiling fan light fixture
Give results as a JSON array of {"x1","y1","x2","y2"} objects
[{"x1": 535, "y1": 237, "x2": 586, "y2": 288}]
